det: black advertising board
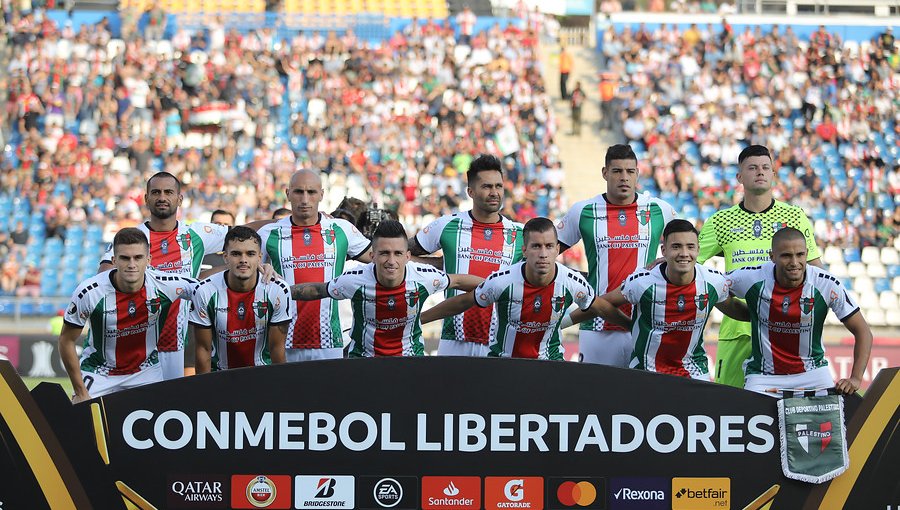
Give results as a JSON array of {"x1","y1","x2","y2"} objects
[{"x1": 0, "y1": 358, "x2": 897, "y2": 509}]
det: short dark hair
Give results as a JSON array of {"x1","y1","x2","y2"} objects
[
  {"x1": 210, "y1": 209, "x2": 234, "y2": 221},
  {"x1": 604, "y1": 144, "x2": 637, "y2": 168},
  {"x1": 146, "y1": 171, "x2": 182, "y2": 193},
  {"x1": 331, "y1": 197, "x2": 367, "y2": 224},
  {"x1": 466, "y1": 154, "x2": 503, "y2": 185},
  {"x1": 663, "y1": 219, "x2": 699, "y2": 242},
  {"x1": 372, "y1": 219, "x2": 408, "y2": 244},
  {"x1": 224, "y1": 226, "x2": 261, "y2": 250},
  {"x1": 113, "y1": 227, "x2": 149, "y2": 252},
  {"x1": 738, "y1": 145, "x2": 772, "y2": 165},
  {"x1": 272, "y1": 208, "x2": 291, "y2": 219},
  {"x1": 523, "y1": 217, "x2": 557, "y2": 244},
  {"x1": 772, "y1": 227, "x2": 806, "y2": 249}
]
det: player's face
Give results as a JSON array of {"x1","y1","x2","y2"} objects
[
  {"x1": 737, "y1": 155, "x2": 774, "y2": 195},
  {"x1": 467, "y1": 170, "x2": 504, "y2": 216},
  {"x1": 602, "y1": 159, "x2": 639, "y2": 204},
  {"x1": 224, "y1": 238, "x2": 261, "y2": 281},
  {"x1": 372, "y1": 236, "x2": 410, "y2": 287},
  {"x1": 771, "y1": 238, "x2": 807, "y2": 288},
  {"x1": 286, "y1": 172, "x2": 324, "y2": 225},
  {"x1": 113, "y1": 243, "x2": 150, "y2": 287},
  {"x1": 145, "y1": 176, "x2": 183, "y2": 220},
  {"x1": 661, "y1": 231, "x2": 698, "y2": 275},
  {"x1": 523, "y1": 229, "x2": 559, "y2": 277},
  {"x1": 211, "y1": 213, "x2": 235, "y2": 227}
]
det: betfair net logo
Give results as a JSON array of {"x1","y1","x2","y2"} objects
[{"x1": 671, "y1": 478, "x2": 729, "y2": 510}]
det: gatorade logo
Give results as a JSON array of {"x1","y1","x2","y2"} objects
[
  {"x1": 485, "y1": 477, "x2": 543, "y2": 509},
  {"x1": 671, "y1": 478, "x2": 729, "y2": 510}
]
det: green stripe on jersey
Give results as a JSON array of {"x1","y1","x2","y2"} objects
[
  {"x1": 632, "y1": 286, "x2": 655, "y2": 370},
  {"x1": 189, "y1": 230, "x2": 205, "y2": 278},
  {"x1": 348, "y1": 288, "x2": 367, "y2": 357},
  {"x1": 810, "y1": 288, "x2": 828, "y2": 367},
  {"x1": 440, "y1": 218, "x2": 463, "y2": 341},
  {"x1": 207, "y1": 293, "x2": 221, "y2": 371},
  {"x1": 646, "y1": 203, "x2": 666, "y2": 265},
  {"x1": 745, "y1": 281, "x2": 765, "y2": 375},
  {"x1": 82, "y1": 298, "x2": 107, "y2": 373},
  {"x1": 489, "y1": 287, "x2": 513, "y2": 357},
  {"x1": 265, "y1": 230, "x2": 283, "y2": 276}
]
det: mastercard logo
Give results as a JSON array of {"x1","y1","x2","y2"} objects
[{"x1": 556, "y1": 481, "x2": 597, "y2": 507}]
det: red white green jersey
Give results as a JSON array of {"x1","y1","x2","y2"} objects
[
  {"x1": 258, "y1": 214, "x2": 371, "y2": 350},
  {"x1": 474, "y1": 262, "x2": 595, "y2": 360},
  {"x1": 726, "y1": 262, "x2": 858, "y2": 376},
  {"x1": 101, "y1": 221, "x2": 228, "y2": 352},
  {"x1": 63, "y1": 269, "x2": 197, "y2": 376},
  {"x1": 189, "y1": 272, "x2": 291, "y2": 370},
  {"x1": 414, "y1": 212, "x2": 524, "y2": 345},
  {"x1": 698, "y1": 200, "x2": 820, "y2": 341},
  {"x1": 621, "y1": 263, "x2": 728, "y2": 377},
  {"x1": 556, "y1": 193, "x2": 675, "y2": 333},
  {"x1": 326, "y1": 262, "x2": 450, "y2": 357}
]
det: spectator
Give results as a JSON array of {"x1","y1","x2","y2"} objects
[
  {"x1": 144, "y1": 1, "x2": 167, "y2": 42},
  {"x1": 15, "y1": 262, "x2": 40, "y2": 297},
  {"x1": 570, "y1": 82, "x2": 585, "y2": 136}
]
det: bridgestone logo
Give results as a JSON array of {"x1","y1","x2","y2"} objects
[
  {"x1": 302, "y1": 501, "x2": 347, "y2": 507},
  {"x1": 617, "y1": 488, "x2": 665, "y2": 500},
  {"x1": 428, "y1": 497, "x2": 475, "y2": 506}
]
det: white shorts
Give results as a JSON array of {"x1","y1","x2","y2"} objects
[
  {"x1": 158, "y1": 350, "x2": 185, "y2": 380},
  {"x1": 744, "y1": 366, "x2": 834, "y2": 397},
  {"x1": 437, "y1": 339, "x2": 490, "y2": 357},
  {"x1": 286, "y1": 347, "x2": 344, "y2": 362},
  {"x1": 578, "y1": 330, "x2": 633, "y2": 367},
  {"x1": 82, "y1": 364, "x2": 163, "y2": 398}
]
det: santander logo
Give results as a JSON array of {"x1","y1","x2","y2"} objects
[{"x1": 443, "y1": 482, "x2": 460, "y2": 497}]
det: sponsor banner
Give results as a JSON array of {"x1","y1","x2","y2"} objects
[
  {"x1": 421, "y1": 476, "x2": 481, "y2": 510},
  {"x1": 548, "y1": 478, "x2": 605, "y2": 509},
  {"x1": 671, "y1": 478, "x2": 730, "y2": 510},
  {"x1": 485, "y1": 477, "x2": 544, "y2": 510},
  {"x1": 608, "y1": 478, "x2": 667, "y2": 510},
  {"x1": 777, "y1": 394, "x2": 849, "y2": 484},
  {"x1": 167, "y1": 475, "x2": 228, "y2": 509},
  {"x1": 358, "y1": 476, "x2": 418, "y2": 510},
  {"x1": 231, "y1": 475, "x2": 292, "y2": 509},
  {"x1": 294, "y1": 475, "x2": 355, "y2": 509},
  {"x1": 0, "y1": 336, "x2": 19, "y2": 368}
]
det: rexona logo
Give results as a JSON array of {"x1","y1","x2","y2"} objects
[
  {"x1": 671, "y1": 478, "x2": 730, "y2": 510},
  {"x1": 485, "y1": 477, "x2": 544, "y2": 510},
  {"x1": 230, "y1": 475, "x2": 291, "y2": 509},
  {"x1": 167, "y1": 475, "x2": 227, "y2": 509},
  {"x1": 295, "y1": 475, "x2": 355, "y2": 509},
  {"x1": 609, "y1": 478, "x2": 667, "y2": 510},
  {"x1": 548, "y1": 478, "x2": 606, "y2": 509},
  {"x1": 358, "y1": 476, "x2": 417, "y2": 510},
  {"x1": 421, "y1": 476, "x2": 481, "y2": 510}
]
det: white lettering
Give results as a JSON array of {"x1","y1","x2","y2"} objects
[
  {"x1": 235, "y1": 412, "x2": 274, "y2": 450},
  {"x1": 123, "y1": 410, "x2": 154, "y2": 449},
  {"x1": 459, "y1": 413, "x2": 487, "y2": 452},
  {"x1": 490, "y1": 414, "x2": 516, "y2": 452},
  {"x1": 747, "y1": 415, "x2": 775, "y2": 454},
  {"x1": 338, "y1": 412, "x2": 377, "y2": 451},
  {"x1": 646, "y1": 414, "x2": 683, "y2": 453},
  {"x1": 197, "y1": 412, "x2": 229, "y2": 449},
  {"x1": 416, "y1": 413, "x2": 441, "y2": 451},
  {"x1": 279, "y1": 412, "x2": 305, "y2": 450},
  {"x1": 612, "y1": 414, "x2": 643, "y2": 452},
  {"x1": 381, "y1": 413, "x2": 405, "y2": 450},
  {"x1": 154, "y1": 410, "x2": 193, "y2": 449},
  {"x1": 549, "y1": 414, "x2": 578, "y2": 452},
  {"x1": 575, "y1": 415, "x2": 609, "y2": 452},
  {"x1": 309, "y1": 412, "x2": 335, "y2": 451},
  {"x1": 719, "y1": 415, "x2": 745, "y2": 453},
  {"x1": 520, "y1": 414, "x2": 549, "y2": 452},
  {"x1": 687, "y1": 415, "x2": 716, "y2": 453}
]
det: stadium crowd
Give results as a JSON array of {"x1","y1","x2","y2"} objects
[{"x1": 600, "y1": 21, "x2": 900, "y2": 250}]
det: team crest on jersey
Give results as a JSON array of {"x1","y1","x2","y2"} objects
[
  {"x1": 303, "y1": 228, "x2": 312, "y2": 246},
  {"x1": 323, "y1": 228, "x2": 336, "y2": 245},
  {"x1": 406, "y1": 290, "x2": 419, "y2": 307},
  {"x1": 772, "y1": 221, "x2": 789, "y2": 233},
  {"x1": 676, "y1": 294, "x2": 686, "y2": 312},
  {"x1": 830, "y1": 290, "x2": 839, "y2": 305},
  {"x1": 160, "y1": 239, "x2": 170, "y2": 255},
  {"x1": 782, "y1": 296, "x2": 791, "y2": 314},
  {"x1": 576, "y1": 291, "x2": 586, "y2": 300},
  {"x1": 752, "y1": 220, "x2": 763, "y2": 238},
  {"x1": 204, "y1": 225, "x2": 213, "y2": 233},
  {"x1": 253, "y1": 301, "x2": 268, "y2": 318},
  {"x1": 800, "y1": 296, "x2": 814, "y2": 315},
  {"x1": 128, "y1": 300, "x2": 137, "y2": 318},
  {"x1": 198, "y1": 307, "x2": 208, "y2": 320},
  {"x1": 484, "y1": 228, "x2": 493, "y2": 241},
  {"x1": 147, "y1": 297, "x2": 161, "y2": 314},
  {"x1": 237, "y1": 301, "x2": 246, "y2": 320},
  {"x1": 637, "y1": 209, "x2": 651, "y2": 226},
  {"x1": 696, "y1": 293, "x2": 709, "y2": 310},
  {"x1": 505, "y1": 229, "x2": 517, "y2": 244},
  {"x1": 387, "y1": 296, "x2": 396, "y2": 311},
  {"x1": 552, "y1": 295, "x2": 566, "y2": 312},
  {"x1": 618, "y1": 210, "x2": 628, "y2": 227},
  {"x1": 433, "y1": 278, "x2": 442, "y2": 290},
  {"x1": 533, "y1": 295, "x2": 543, "y2": 313},
  {"x1": 178, "y1": 233, "x2": 191, "y2": 251}
]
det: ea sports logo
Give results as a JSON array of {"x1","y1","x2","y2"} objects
[
  {"x1": 556, "y1": 481, "x2": 596, "y2": 507},
  {"x1": 246, "y1": 475, "x2": 277, "y2": 508},
  {"x1": 373, "y1": 478, "x2": 403, "y2": 508}
]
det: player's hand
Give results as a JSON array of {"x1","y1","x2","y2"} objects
[
  {"x1": 259, "y1": 263, "x2": 280, "y2": 282},
  {"x1": 645, "y1": 256, "x2": 664, "y2": 270},
  {"x1": 72, "y1": 392, "x2": 91, "y2": 404},
  {"x1": 834, "y1": 377, "x2": 861, "y2": 395}
]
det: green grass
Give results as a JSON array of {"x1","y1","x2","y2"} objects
[{"x1": 22, "y1": 377, "x2": 73, "y2": 396}]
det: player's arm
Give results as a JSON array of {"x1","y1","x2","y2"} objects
[
  {"x1": 795, "y1": 210, "x2": 822, "y2": 267},
  {"x1": 194, "y1": 326, "x2": 214, "y2": 374},
  {"x1": 715, "y1": 296, "x2": 750, "y2": 321},
  {"x1": 807, "y1": 258, "x2": 823, "y2": 268},
  {"x1": 97, "y1": 261, "x2": 113, "y2": 273},
  {"x1": 58, "y1": 323, "x2": 90, "y2": 403},
  {"x1": 268, "y1": 322, "x2": 288, "y2": 364},
  {"x1": 290, "y1": 282, "x2": 331, "y2": 300},
  {"x1": 569, "y1": 290, "x2": 630, "y2": 329},
  {"x1": 243, "y1": 218, "x2": 276, "y2": 230},
  {"x1": 835, "y1": 311, "x2": 873, "y2": 395},
  {"x1": 447, "y1": 274, "x2": 484, "y2": 291},
  {"x1": 412, "y1": 255, "x2": 444, "y2": 269},
  {"x1": 354, "y1": 250, "x2": 373, "y2": 263},
  {"x1": 421, "y1": 291, "x2": 477, "y2": 324},
  {"x1": 696, "y1": 215, "x2": 723, "y2": 264}
]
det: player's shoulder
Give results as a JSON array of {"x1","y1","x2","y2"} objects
[
  {"x1": 559, "y1": 263, "x2": 590, "y2": 288},
  {"x1": 772, "y1": 200, "x2": 806, "y2": 214},
  {"x1": 624, "y1": 267, "x2": 654, "y2": 285},
  {"x1": 409, "y1": 261, "x2": 446, "y2": 278},
  {"x1": 725, "y1": 263, "x2": 767, "y2": 280},
  {"x1": 188, "y1": 221, "x2": 225, "y2": 235},
  {"x1": 72, "y1": 272, "x2": 111, "y2": 300},
  {"x1": 195, "y1": 271, "x2": 225, "y2": 289},
  {"x1": 698, "y1": 264, "x2": 727, "y2": 282},
  {"x1": 706, "y1": 203, "x2": 742, "y2": 223},
  {"x1": 484, "y1": 262, "x2": 519, "y2": 284},
  {"x1": 147, "y1": 269, "x2": 199, "y2": 288},
  {"x1": 810, "y1": 265, "x2": 842, "y2": 286}
]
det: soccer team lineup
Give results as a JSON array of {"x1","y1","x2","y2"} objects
[{"x1": 59, "y1": 144, "x2": 872, "y2": 402}]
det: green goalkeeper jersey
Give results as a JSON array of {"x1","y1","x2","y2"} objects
[{"x1": 698, "y1": 199, "x2": 820, "y2": 341}]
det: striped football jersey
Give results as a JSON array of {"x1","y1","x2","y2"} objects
[
  {"x1": 475, "y1": 262, "x2": 595, "y2": 360},
  {"x1": 621, "y1": 263, "x2": 728, "y2": 377},
  {"x1": 415, "y1": 212, "x2": 523, "y2": 345},
  {"x1": 726, "y1": 262, "x2": 858, "y2": 376},
  {"x1": 326, "y1": 262, "x2": 450, "y2": 357},
  {"x1": 189, "y1": 272, "x2": 291, "y2": 370},
  {"x1": 556, "y1": 193, "x2": 675, "y2": 333},
  {"x1": 63, "y1": 269, "x2": 197, "y2": 376},
  {"x1": 258, "y1": 214, "x2": 371, "y2": 350}
]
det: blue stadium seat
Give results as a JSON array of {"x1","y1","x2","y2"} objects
[
  {"x1": 700, "y1": 205, "x2": 717, "y2": 220},
  {"x1": 844, "y1": 248, "x2": 861, "y2": 263},
  {"x1": 875, "y1": 278, "x2": 892, "y2": 293},
  {"x1": 839, "y1": 278, "x2": 853, "y2": 290},
  {"x1": 826, "y1": 207, "x2": 845, "y2": 223},
  {"x1": 18, "y1": 302, "x2": 35, "y2": 315},
  {"x1": 38, "y1": 301, "x2": 59, "y2": 315},
  {"x1": 888, "y1": 265, "x2": 900, "y2": 279},
  {"x1": 810, "y1": 205, "x2": 827, "y2": 221},
  {"x1": 0, "y1": 300, "x2": 14, "y2": 317},
  {"x1": 845, "y1": 208, "x2": 861, "y2": 224}
]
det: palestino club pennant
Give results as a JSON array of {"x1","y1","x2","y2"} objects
[{"x1": 777, "y1": 392, "x2": 849, "y2": 483}]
